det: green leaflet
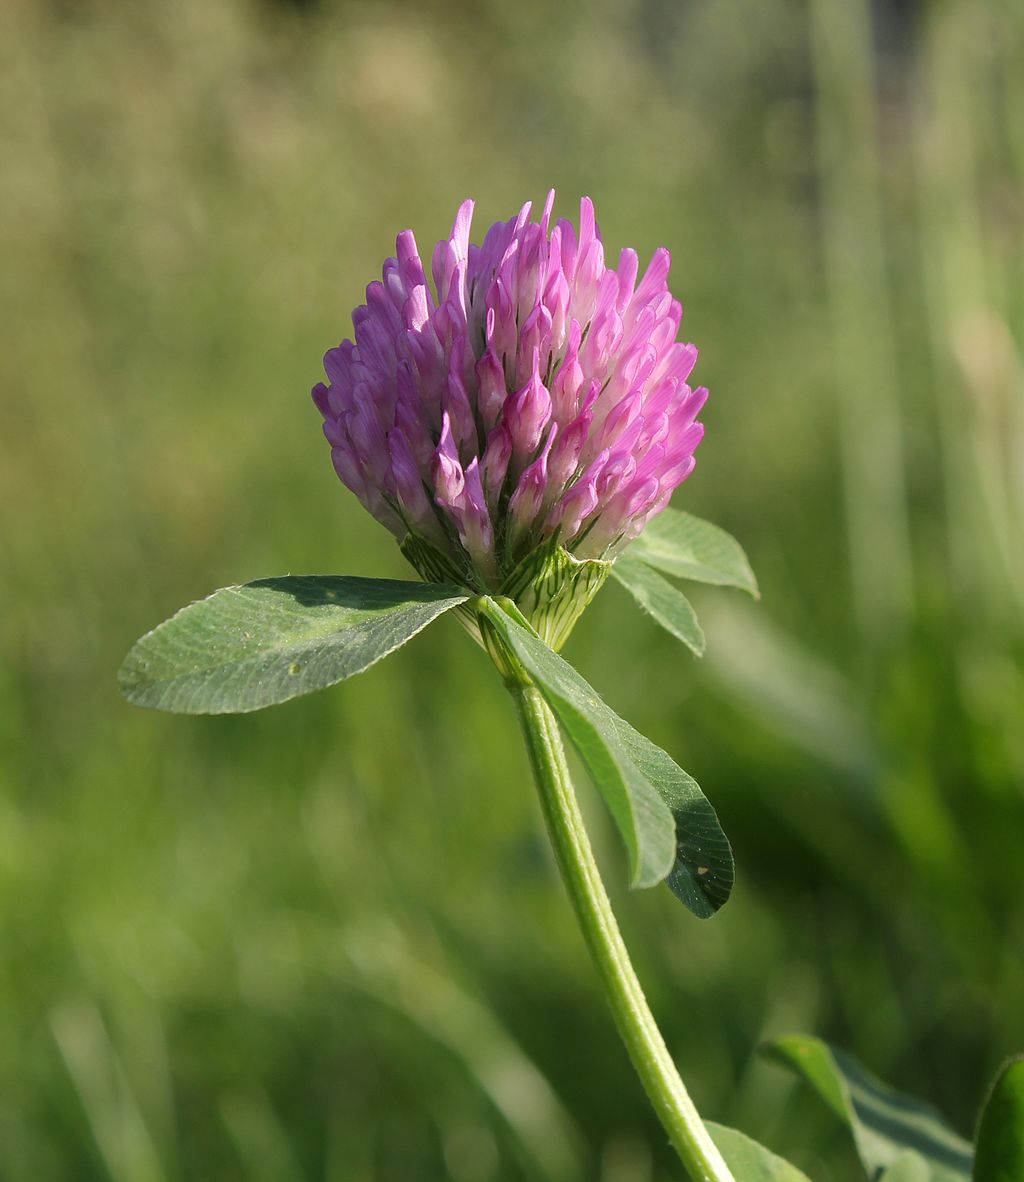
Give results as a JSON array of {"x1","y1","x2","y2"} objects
[
  {"x1": 973, "y1": 1055, "x2": 1024, "y2": 1182},
  {"x1": 629, "y1": 508, "x2": 759, "y2": 595},
  {"x1": 879, "y1": 1153, "x2": 932, "y2": 1182},
  {"x1": 119, "y1": 575, "x2": 468, "y2": 714},
  {"x1": 478, "y1": 598, "x2": 733, "y2": 914},
  {"x1": 613, "y1": 509, "x2": 756, "y2": 655},
  {"x1": 762, "y1": 1035, "x2": 973, "y2": 1182},
  {"x1": 706, "y1": 1122, "x2": 815, "y2": 1182},
  {"x1": 611, "y1": 556, "x2": 706, "y2": 656}
]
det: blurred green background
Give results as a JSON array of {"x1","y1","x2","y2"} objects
[{"x1": 2, "y1": 0, "x2": 1022, "y2": 1178}]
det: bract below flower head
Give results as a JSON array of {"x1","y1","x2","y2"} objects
[{"x1": 313, "y1": 192, "x2": 707, "y2": 648}]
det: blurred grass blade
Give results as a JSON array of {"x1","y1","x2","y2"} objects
[
  {"x1": 762, "y1": 1035, "x2": 972, "y2": 1181},
  {"x1": 912, "y1": 3, "x2": 1024, "y2": 622},
  {"x1": 338, "y1": 919, "x2": 584, "y2": 1182},
  {"x1": 700, "y1": 598, "x2": 876, "y2": 783},
  {"x1": 479, "y1": 598, "x2": 733, "y2": 913},
  {"x1": 706, "y1": 1122, "x2": 814, "y2": 1181},
  {"x1": 119, "y1": 576, "x2": 468, "y2": 714},
  {"x1": 628, "y1": 508, "x2": 758, "y2": 596},
  {"x1": 51, "y1": 999, "x2": 167, "y2": 1182},
  {"x1": 973, "y1": 1055, "x2": 1024, "y2": 1182},
  {"x1": 221, "y1": 1091, "x2": 307, "y2": 1182},
  {"x1": 808, "y1": 0, "x2": 913, "y2": 638},
  {"x1": 611, "y1": 556, "x2": 706, "y2": 656}
]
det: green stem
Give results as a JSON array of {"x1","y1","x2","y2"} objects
[{"x1": 511, "y1": 683, "x2": 736, "y2": 1182}]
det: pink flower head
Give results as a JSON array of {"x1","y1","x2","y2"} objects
[{"x1": 313, "y1": 193, "x2": 706, "y2": 594}]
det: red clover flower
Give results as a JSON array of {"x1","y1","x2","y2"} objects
[{"x1": 313, "y1": 193, "x2": 706, "y2": 646}]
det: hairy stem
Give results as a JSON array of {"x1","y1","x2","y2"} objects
[{"x1": 511, "y1": 683, "x2": 735, "y2": 1182}]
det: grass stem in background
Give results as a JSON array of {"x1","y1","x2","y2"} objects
[{"x1": 808, "y1": 0, "x2": 913, "y2": 643}]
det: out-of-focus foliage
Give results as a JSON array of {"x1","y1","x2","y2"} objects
[{"x1": 1, "y1": 0, "x2": 1021, "y2": 1179}]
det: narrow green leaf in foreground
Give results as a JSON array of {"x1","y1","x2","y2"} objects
[
  {"x1": 762, "y1": 1035, "x2": 973, "y2": 1182},
  {"x1": 611, "y1": 555, "x2": 706, "y2": 655},
  {"x1": 479, "y1": 598, "x2": 733, "y2": 914},
  {"x1": 629, "y1": 508, "x2": 759, "y2": 596},
  {"x1": 880, "y1": 1152, "x2": 932, "y2": 1182},
  {"x1": 120, "y1": 576, "x2": 468, "y2": 715},
  {"x1": 706, "y1": 1122, "x2": 814, "y2": 1182},
  {"x1": 973, "y1": 1055, "x2": 1024, "y2": 1182}
]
